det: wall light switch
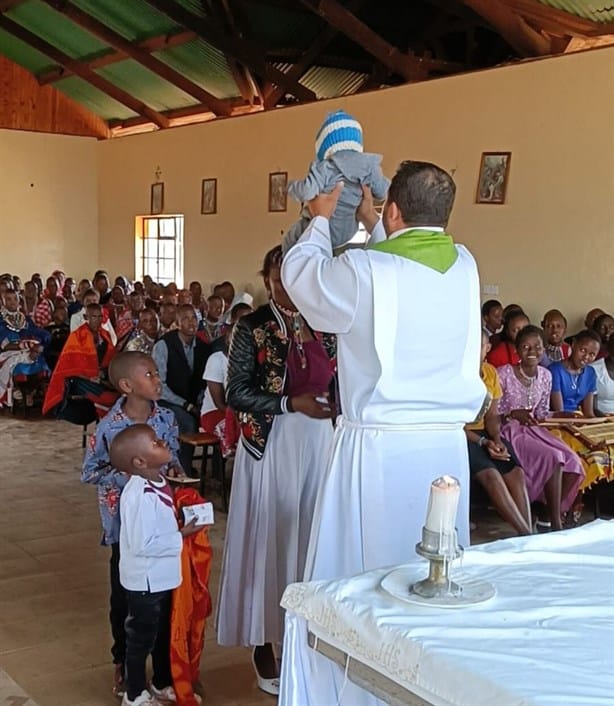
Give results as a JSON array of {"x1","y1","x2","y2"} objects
[{"x1": 482, "y1": 284, "x2": 499, "y2": 296}]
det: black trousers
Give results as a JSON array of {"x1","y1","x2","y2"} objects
[
  {"x1": 124, "y1": 588, "x2": 173, "y2": 700},
  {"x1": 109, "y1": 542, "x2": 128, "y2": 666}
]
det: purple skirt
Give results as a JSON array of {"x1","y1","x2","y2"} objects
[{"x1": 501, "y1": 419, "x2": 584, "y2": 511}]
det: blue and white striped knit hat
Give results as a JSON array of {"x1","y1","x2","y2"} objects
[{"x1": 315, "y1": 110, "x2": 363, "y2": 161}]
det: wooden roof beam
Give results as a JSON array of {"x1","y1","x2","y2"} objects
[
  {"x1": 264, "y1": 0, "x2": 366, "y2": 109},
  {"x1": 502, "y1": 0, "x2": 614, "y2": 37},
  {"x1": 144, "y1": 0, "x2": 316, "y2": 103},
  {"x1": 108, "y1": 95, "x2": 256, "y2": 133},
  {"x1": 0, "y1": 0, "x2": 26, "y2": 10},
  {"x1": 41, "y1": 0, "x2": 232, "y2": 117},
  {"x1": 207, "y1": 0, "x2": 261, "y2": 105},
  {"x1": 0, "y1": 13, "x2": 169, "y2": 128},
  {"x1": 299, "y1": 0, "x2": 426, "y2": 81},
  {"x1": 459, "y1": 0, "x2": 552, "y2": 56},
  {"x1": 37, "y1": 29, "x2": 196, "y2": 85}
]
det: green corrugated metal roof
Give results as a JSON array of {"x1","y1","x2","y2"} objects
[
  {"x1": 244, "y1": 3, "x2": 321, "y2": 48},
  {"x1": 70, "y1": 0, "x2": 178, "y2": 40},
  {"x1": 538, "y1": 0, "x2": 614, "y2": 23},
  {"x1": 55, "y1": 75, "x2": 137, "y2": 120},
  {"x1": 0, "y1": 26, "x2": 53, "y2": 73},
  {"x1": 7, "y1": 0, "x2": 108, "y2": 58},
  {"x1": 155, "y1": 40, "x2": 240, "y2": 100},
  {"x1": 97, "y1": 59, "x2": 198, "y2": 111}
]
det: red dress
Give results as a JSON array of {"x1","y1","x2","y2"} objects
[{"x1": 487, "y1": 340, "x2": 520, "y2": 368}]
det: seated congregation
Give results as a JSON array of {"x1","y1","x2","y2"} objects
[{"x1": 1, "y1": 265, "x2": 614, "y2": 705}]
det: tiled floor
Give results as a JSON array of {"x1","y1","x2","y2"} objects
[{"x1": 0, "y1": 414, "x2": 536, "y2": 706}]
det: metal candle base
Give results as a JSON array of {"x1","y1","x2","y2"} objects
[{"x1": 410, "y1": 526, "x2": 463, "y2": 599}]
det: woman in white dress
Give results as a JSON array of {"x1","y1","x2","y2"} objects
[{"x1": 216, "y1": 246, "x2": 336, "y2": 695}]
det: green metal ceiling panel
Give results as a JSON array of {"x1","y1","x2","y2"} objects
[
  {"x1": 173, "y1": 0, "x2": 207, "y2": 19},
  {"x1": 537, "y1": 0, "x2": 614, "y2": 22},
  {"x1": 7, "y1": 0, "x2": 108, "y2": 58},
  {"x1": 55, "y1": 75, "x2": 137, "y2": 120},
  {"x1": 156, "y1": 40, "x2": 240, "y2": 100},
  {"x1": 0, "y1": 26, "x2": 54, "y2": 73},
  {"x1": 97, "y1": 59, "x2": 198, "y2": 111},
  {"x1": 70, "y1": 0, "x2": 180, "y2": 41},
  {"x1": 244, "y1": 3, "x2": 321, "y2": 48}
]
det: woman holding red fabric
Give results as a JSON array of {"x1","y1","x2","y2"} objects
[{"x1": 216, "y1": 246, "x2": 336, "y2": 695}]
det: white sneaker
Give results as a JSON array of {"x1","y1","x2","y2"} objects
[
  {"x1": 121, "y1": 690, "x2": 159, "y2": 706},
  {"x1": 149, "y1": 684, "x2": 176, "y2": 703}
]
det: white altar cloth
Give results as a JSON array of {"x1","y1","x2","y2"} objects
[{"x1": 280, "y1": 520, "x2": 614, "y2": 706}]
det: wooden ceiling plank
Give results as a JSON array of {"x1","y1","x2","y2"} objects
[
  {"x1": 144, "y1": 0, "x2": 316, "y2": 103},
  {"x1": 42, "y1": 0, "x2": 232, "y2": 116},
  {"x1": 299, "y1": 0, "x2": 428, "y2": 81},
  {"x1": 459, "y1": 0, "x2": 552, "y2": 56},
  {"x1": 0, "y1": 12, "x2": 170, "y2": 128},
  {"x1": 37, "y1": 29, "x2": 197, "y2": 85}
]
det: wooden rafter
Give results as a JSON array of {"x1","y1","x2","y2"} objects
[
  {"x1": 300, "y1": 0, "x2": 421, "y2": 80},
  {"x1": 108, "y1": 95, "x2": 256, "y2": 132},
  {"x1": 144, "y1": 0, "x2": 316, "y2": 103},
  {"x1": 0, "y1": 0, "x2": 26, "y2": 10},
  {"x1": 37, "y1": 29, "x2": 196, "y2": 85},
  {"x1": 299, "y1": 0, "x2": 455, "y2": 81},
  {"x1": 207, "y1": 0, "x2": 261, "y2": 105},
  {"x1": 459, "y1": 0, "x2": 552, "y2": 56},
  {"x1": 0, "y1": 12, "x2": 170, "y2": 127},
  {"x1": 41, "y1": 0, "x2": 232, "y2": 117},
  {"x1": 502, "y1": 0, "x2": 614, "y2": 37},
  {"x1": 264, "y1": 0, "x2": 365, "y2": 109}
]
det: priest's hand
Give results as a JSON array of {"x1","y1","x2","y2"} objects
[
  {"x1": 357, "y1": 185, "x2": 380, "y2": 233},
  {"x1": 307, "y1": 181, "x2": 344, "y2": 220}
]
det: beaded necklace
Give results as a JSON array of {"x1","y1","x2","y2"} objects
[
  {"x1": 275, "y1": 301, "x2": 307, "y2": 369},
  {"x1": 0, "y1": 307, "x2": 26, "y2": 332},
  {"x1": 517, "y1": 364, "x2": 537, "y2": 409}
]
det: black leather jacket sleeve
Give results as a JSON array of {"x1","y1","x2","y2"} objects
[{"x1": 226, "y1": 317, "x2": 285, "y2": 415}]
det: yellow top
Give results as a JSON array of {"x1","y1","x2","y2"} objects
[{"x1": 466, "y1": 362, "x2": 501, "y2": 431}]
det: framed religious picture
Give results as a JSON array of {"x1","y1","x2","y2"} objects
[
  {"x1": 201, "y1": 178, "x2": 217, "y2": 215},
  {"x1": 151, "y1": 182, "x2": 164, "y2": 214},
  {"x1": 268, "y1": 171, "x2": 288, "y2": 212},
  {"x1": 476, "y1": 152, "x2": 511, "y2": 204}
]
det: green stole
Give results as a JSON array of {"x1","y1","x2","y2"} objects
[{"x1": 370, "y1": 229, "x2": 458, "y2": 273}]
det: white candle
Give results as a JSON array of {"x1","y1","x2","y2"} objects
[{"x1": 425, "y1": 475, "x2": 461, "y2": 535}]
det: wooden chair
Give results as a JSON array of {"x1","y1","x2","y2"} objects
[{"x1": 179, "y1": 432, "x2": 230, "y2": 511}]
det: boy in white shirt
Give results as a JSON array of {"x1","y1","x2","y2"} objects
[{"x1": 111, "y1": 424, "x2": 202, "y2": 706}]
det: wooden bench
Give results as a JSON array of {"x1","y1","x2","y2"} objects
[{"x1": 179, "y1": 432, "x2": 230, "y2": 511}]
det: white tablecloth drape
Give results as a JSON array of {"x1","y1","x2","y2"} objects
[{"x1": 280, "y1": 520, "x2": 614, "y2": 706}]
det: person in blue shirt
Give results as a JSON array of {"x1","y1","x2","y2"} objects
[
  {"x1": 550, "y1": 330, "x2": 600, "y2": 416},
  {"x1": 82, "y1": 351, "x2": 184, "y2": 697}
]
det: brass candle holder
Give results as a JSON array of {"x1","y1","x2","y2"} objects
[{"x1": 411, "y1": 526, "x2": 463, "y2": 599}]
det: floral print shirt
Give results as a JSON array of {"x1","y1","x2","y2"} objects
[{"x1": 81, "y1": 397, "x2": 180, "y2": 545}]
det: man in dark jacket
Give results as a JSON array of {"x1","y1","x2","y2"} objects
[{"x1": 152, "y1": 304, "x2": 209, "y2": 472}]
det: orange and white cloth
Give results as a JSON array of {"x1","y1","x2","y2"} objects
[{"x1": 171, "y1": 488, "x2": 213, "y2": 706}]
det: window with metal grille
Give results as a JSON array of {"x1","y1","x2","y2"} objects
[{"x1": 135, "y1": 215, "x2": 184, "y2": 287}]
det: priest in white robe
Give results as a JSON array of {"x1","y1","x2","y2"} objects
[{"x1": 279, "y1": 160, "x2": 486, "y2": 706}]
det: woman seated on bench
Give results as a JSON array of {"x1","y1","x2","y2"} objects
[
  {"x1": 465, "y1": 330, "x2": 532, "y2": 535},
  {"x1": 0, "y1": 289, "x2": 50, "y2": 407},
  {"x1": 549, "y1": 331, "x2": 613, "y2": 493}
]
